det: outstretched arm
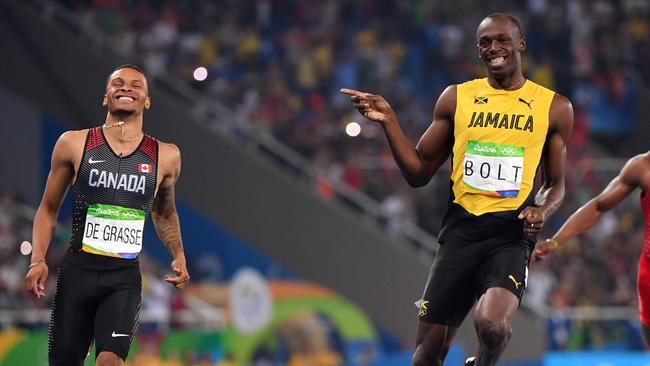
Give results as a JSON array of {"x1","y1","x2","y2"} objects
[
  {"x1": 533, "y1": 154, "x2": 646, "y2": 261},
  {"x1": 25, "y1": 131, "x2": 80, "y2": 297},
  {"x1": 151, "y1": 143, "x2": 189, "y2": 289},
  {"x1": 519, "y1": 93, "x2": 574, "y2": 236},
  {"x1": 340, "y1": 86, "x2": 455, "y2": 187}
]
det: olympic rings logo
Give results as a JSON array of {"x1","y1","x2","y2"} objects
[
  {"x1": 123, "y1": 212, "x2": 139, "y2": 219},
  {"x1": 500, "y1": 147, "x2": 517, "y2": 155}
]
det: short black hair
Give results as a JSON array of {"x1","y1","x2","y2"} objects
[
  {"x1": 483, "y1": 13, "x2": 524, "y2": 38},
  {"x1": 113, "y1": 64, "x2": 145, "y2": 75},
  {"x1": 106, "y1": 64, "x2": 148, "y2": 91}
]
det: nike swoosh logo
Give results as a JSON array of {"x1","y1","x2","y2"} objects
[
  {"x1": 88, "y1": 158, "x2": 106, "y2": 164},
  {"x1": 111, "y1": 331, "x2": 130, "y2": 338}
]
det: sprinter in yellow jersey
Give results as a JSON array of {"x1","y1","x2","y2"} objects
[{"x1": 342, "y1": 13, "x2": 573, "y2": 366}]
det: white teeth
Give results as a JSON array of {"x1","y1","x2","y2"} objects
[
  {"x1": 118, "y1": 96, "x2": 134, "y2": 102},
  {"x1": 489, "y1": 57, "x2": 505, "y2": 65}
]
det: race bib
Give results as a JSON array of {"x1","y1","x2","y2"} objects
[
  {"x1": 462, "y1": 140, "x2": 524, "y2": 198},
  {"x1": 82, "y1": 203, "x2": 145, "y2": 259}
]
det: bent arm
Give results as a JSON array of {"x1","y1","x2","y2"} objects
[
  {"x1": 341, "y1": 86, "x2": 455, "y2": 187},
  {"x1": 390, "y1": 86, "x2": 455, "y2": 187},
  {"x1": 552, "y1": 156, "x2": 644, "y2": 245},
  {"x1": 151, "y1": 144, "x2": 185, "y2": 260},
  {"x1": 535, "y1": 94, "x2": 574, "y2": 219}
]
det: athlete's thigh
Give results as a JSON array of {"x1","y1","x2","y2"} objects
[
  {"x1": 49, "y1": 261, "x2": 97, "y2": 365},
  {"x1": 478, "y1": 237, "x2": 532, "y2": 301},
  {"x1": 419, "y1": 241, "x2": 483, "y2": 327},
  {"x1": 94, "y1": 268, "x2": 142, "y2": 361}
]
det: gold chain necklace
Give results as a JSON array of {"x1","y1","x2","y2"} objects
[{"x1": 102, "y1": 121, "x2": 142, "y2": 143}]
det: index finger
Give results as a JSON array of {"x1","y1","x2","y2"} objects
[
  {"x1": 166, "y1": 272, "x2": 188, "y2": 281},
  {"x1": 340, "y1": 88, "x2": 368, "y2": 97},
  {"x1": 164, "y1": 275, "x2": 181, "y2": 284},
  {"x1": 165, "y1": 277, "x2": 181, "y2": 286},
  {"x1": 518, "y1": 210, "x2": 534, "y2": 219},
  {"x1": 165, "y1": 276, "x2": 187, "y2": 289},
  {"x1": 31, "y1": 280, "x2": 42, "y2": 297},
  {"x1": 26, "y1": 275, "x2": 36, "y2": 292},
  {"x1": 27, "y1": 279, "x2": 36, "y2": 295}
]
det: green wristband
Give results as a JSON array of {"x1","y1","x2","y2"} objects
[{"x1": 546, "y1": 238, "x2": 559, "y2": 248}]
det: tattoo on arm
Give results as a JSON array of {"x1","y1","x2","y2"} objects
[{"x1": 152, "y1": 179, "x2": 184, "y2": 258}]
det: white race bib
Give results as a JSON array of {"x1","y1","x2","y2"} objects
[
  {"x1": 82, "y1": 203, "x2": 144, "y2": 259},
  {"x1": 462, "y1": 140, "x2": 524, "y2": 198}
]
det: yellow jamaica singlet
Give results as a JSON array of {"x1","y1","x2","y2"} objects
[{"x1": 450, "y1": 78, "x2": 555, "y2": 216}]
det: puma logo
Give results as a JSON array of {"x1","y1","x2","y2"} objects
[
  {"x1": 508, "y1": 275, "x2": 522, "y2": 290},
  {"x1": 517, "y1": 98, "x2": 533, "y2": 109}
]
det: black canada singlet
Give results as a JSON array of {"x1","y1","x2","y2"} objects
[{"x1": 65, "y1": 127, "x2": 158, "y2": 269}]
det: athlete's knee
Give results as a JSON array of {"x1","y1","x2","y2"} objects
[
  {"x1": 439, "y1": 340, "x2": 452, "y2": 361},
  {"x1": 412, "y1": 345, "x2": 443, "y2": 366},
  {"x1": 96, "y1": 351, "x2": 124, "y2": 366},
  {"x1": 474, "y1": 316, "x2": 512, "y2": 349},
  {"x1": 412, "y1": 354, "x2": 442, "y2": 366}
]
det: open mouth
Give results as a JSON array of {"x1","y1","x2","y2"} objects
[
  {"x1": 115, "y1": 95, "x2": 136, "y2": 103},
  {"x1": 487, "y1": 56, "x2": 506, "y2": 67}
]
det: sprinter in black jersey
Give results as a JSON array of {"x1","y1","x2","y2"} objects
[{"x1": 24, "y1": 64, "x2": 189, "y2": 366}]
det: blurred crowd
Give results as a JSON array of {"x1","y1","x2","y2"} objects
[
  {"x1": 12, "y1": 0, "x2": 650, "y2": 355},
  {"x1": 0, "y1": 192, "x2": 33, "y2": 317},
  {"x1": 60, "y1": 0, "x2": 649, "y2": 239}
]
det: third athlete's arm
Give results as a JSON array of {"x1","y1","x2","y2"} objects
[
  {"x1": 552, "y1": 155, "x2": 644, "y2": 245},
  {"x1": 534, "y1": 155, "x2": 645, "y2": 261},
  {"x1": 151, "y1": 143, "x2": 189, "y2": 289}
]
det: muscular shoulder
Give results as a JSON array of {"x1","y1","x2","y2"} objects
[
  {"x1": 549, "y1": 93, "x2": 573, "y2": 121},
  {"x1": 620, "y1": 153, "x2": 650, "y2": 187},
  {"x1": 440, "y1": 84, "x2": 458, "y2": 99},
  {"x1": 158, "y1": 141, "x2": 181, "y2": 163},
  {"x1": 58, "y1": 129, "x2": 87, "y2": 146},
  {"x1": 54, "y1": 129, "x2": 88, "y2": 161},
  {"x1": 158, "y1": 141, "x2": 181, "y2": 176},
  {"x1": 434, "y1": 85, "x2": 457, "y2": 118},
  {"x1": 548, "y1": 93, "x2": 573, "y2": 139}
]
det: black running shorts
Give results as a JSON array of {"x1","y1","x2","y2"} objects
[
  {"x1": 417, "y1": 237, "x2": 532, "y2": 327},
  {"x1": 48, "y1": 258, "x2": 142, "y2": 365}
]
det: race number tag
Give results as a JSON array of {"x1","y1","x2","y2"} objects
[
  {"x1": 462, "y1": 140, "x2": 524, "y2": 198},
  {"x1": 82, "y1": 203, "x2": 145, "y2": 259}
]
